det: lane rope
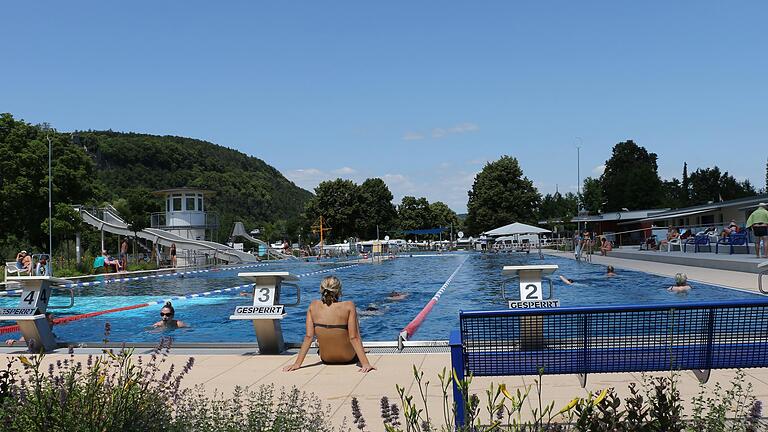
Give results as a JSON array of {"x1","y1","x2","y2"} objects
[
  {"x1": 0, "y1": 263, "x2": 359, "y2": 335},
  {"x1": 0, "y1": 263, "x2": 271, "y2": 296},
  {"x1": 400, "y1": 255, "x2": 468, "y2": 340}
]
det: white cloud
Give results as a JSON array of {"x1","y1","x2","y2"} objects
[
  {"x1": 402, "y1": 131, "x2": 425, "y2": 141},
  {"x1": 448, "y1": 122, "x2": 479, "y2": 134},
  {"x1": 403, "y1": 122, "x2": 479, "y2": 141},
  {"x1": 592, "y1": 164, "x2": 606, "y2": 175},
  {"x1": 332, "y1": 166, "x2": 357, "y2": 175},
  {"x1": 431, "y1": 128, "x2": 446, "y2": 139}
]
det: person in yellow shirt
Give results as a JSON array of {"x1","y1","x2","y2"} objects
[{"x1": 747, "y1": 203, "x2": 768, "y2": 258}]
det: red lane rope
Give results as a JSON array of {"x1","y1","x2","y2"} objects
[
  {"x1": 0, "y1": 303, "x2": 151, "y2": 335},
  {"x1": 400, "y1": 256, "x2": 467, "y2": 340}
]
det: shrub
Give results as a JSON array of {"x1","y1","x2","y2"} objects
[
  {"x1": 0, "y1": 337, "x2": 349, "y2": 432},
  {"x1": 362, "y1": 367, "x2": 764, "y2": 432}
]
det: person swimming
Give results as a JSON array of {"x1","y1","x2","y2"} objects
[
  {"x1": 606, "y1": 265, "x2": 617, "y2": 277},
  {"x1": 559, "y1": 275, "x2": 575, "y2": 285},
  {"x1": 668, "y1": 273, "x2": 691, "y2": 293},
  {"x1": 152, "y1": 301, "x2": 189, "y2": 329},
  {"x1": 387, "y1": 291, "x2": 408, "y2": 300}
]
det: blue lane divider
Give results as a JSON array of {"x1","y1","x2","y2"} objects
[{"x1": 0, "y1": 262, "x2": 272, "y2": 296}]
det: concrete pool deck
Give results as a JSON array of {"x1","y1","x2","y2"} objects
[{"x1": 1, "y1": 251, "x2": 767, "y2": 430}]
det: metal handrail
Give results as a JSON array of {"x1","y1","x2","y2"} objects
[
  {"x1": 48, "y1": 287, "x2": 75, "y2": 309},
  {"x1": 759, "y1": 261, "x2": 768, "y2": 294}
]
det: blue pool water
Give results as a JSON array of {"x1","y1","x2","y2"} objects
[{"x1": 0, "y1": 253, "x2": 762, "y2": 343}]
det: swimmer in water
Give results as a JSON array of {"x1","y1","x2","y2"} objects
[
  {"x1": 153, "y1": 301, "x2": 189, "y2": 329},
  {"x1": 606, "y1": 265, "x2": 617, "y2": 277},
  {"x1": 388, "y1": 291, "x2": 408, "y2": 300},
  {"x1": 668, "y1": 273, "x2": 692, "y2": 293},
  {"x1": 559, "y1": 275, "x2": 574, "y2": 285}
]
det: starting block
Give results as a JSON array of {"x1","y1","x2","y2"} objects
[
  {"x1": 0, "y1": 276, "x2": 74, "y2": 352},
  {"x1": 230, "y1": 272, "x2": 300, "y2": 354}
]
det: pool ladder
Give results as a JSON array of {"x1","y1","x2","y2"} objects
[{"x1": 758, "y1": 261, "x2": 768, "y2": 294}]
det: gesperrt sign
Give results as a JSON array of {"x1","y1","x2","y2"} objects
[{"x1": 508, "y1": 300, "x2": 561, "y2": 309}]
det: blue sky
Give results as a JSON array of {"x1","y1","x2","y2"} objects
[{"x1": 2, "y1": 2, "x2": 766, "y2": 212}]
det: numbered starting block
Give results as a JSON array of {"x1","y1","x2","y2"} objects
[
  {"x1": 1, "y1": 276, "x2": 74, "y2": 352},
  {"x1": 502, "y1": 265, "x2": 559, "y2": 350},
  {"x1": 230, "y1": 272, "x2": 300, "y2": 354}
]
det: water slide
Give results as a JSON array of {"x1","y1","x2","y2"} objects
[
  {"x1": 230, "y1": 222, "x2": 297, "y2": 260},
  {"x1": 76, "y1": 206, "x2": 259, "y2": 264}
]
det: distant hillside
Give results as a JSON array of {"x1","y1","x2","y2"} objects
[{"x1": 77, "y1": 131, "x2": 313, "y2": 232}]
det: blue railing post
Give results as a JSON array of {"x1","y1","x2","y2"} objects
[{"x1": 449, "y1": 328, "x2": 466, "y2": 429}]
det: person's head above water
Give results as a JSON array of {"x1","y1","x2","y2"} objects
[
  {"x1": 160, "y1": 301, "x2": 175, "y2": 322},
  {"x1": 674, "y1": 273, "x2": 688, "y2": 286},
  {"x1": 320, "y1": 275, "x2": 342, "y2": 306},
  {"x1": 607, "y1": 265, "x2": 615, "y2": 274}
]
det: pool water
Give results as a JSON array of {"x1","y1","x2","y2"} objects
[{"x1": 0, "y1": 253, "x2": 761, "y2": 343}]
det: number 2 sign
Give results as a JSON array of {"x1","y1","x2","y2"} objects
[{"x1": 520, "y1": 281, "x2": 543, "y2": 302}]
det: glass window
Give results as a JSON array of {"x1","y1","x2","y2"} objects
[
  {"x1": 167, "y1": 199, "x2": 170, "y2": 212},
  {"x1": 186, "y1": 196, "x2": 196, "y2": 211},
  {"x1": 173, "y1": 197, "x2": 182, "y2": 212},
  {"x1": 701, "y1": 215, "x2": 715, "y2": 225},
  {"x1": 198, "y1": 198, "x2": 203, "y2": 212}
]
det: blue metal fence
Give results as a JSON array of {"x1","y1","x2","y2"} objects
[{"x1": 450, "y1": 298, "x2": 768, "y2": 426}]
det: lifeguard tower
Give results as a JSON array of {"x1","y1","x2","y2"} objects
[{"x1": 151, "y1": 188, "x2": 219, "y2": 266}]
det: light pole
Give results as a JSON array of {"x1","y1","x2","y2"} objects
[{"x1": 43, "y1": 125, "x2": 53, "y2": 276}]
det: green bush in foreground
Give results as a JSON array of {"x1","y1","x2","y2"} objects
[
  {"x1": 0, "y1": 338, "x2": 348, "y2": 432},
  {"x1": 353, "y1": 366, "x2": 764, "y2": 432}
]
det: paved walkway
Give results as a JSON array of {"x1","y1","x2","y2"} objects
[{"x1": 2, "y1": 251, "x2": 767, "y2": 430}]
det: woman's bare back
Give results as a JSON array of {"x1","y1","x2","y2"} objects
[{"x1": 310, "y1": 300, "x2": 357, "y2": 363}]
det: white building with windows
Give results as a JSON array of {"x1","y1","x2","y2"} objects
[{"x1": 151, "y1": 188, "x2": 219, "y2": 242}]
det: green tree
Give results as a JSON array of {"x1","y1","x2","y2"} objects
[
  {"x1": 356, "y1": 178, "x2": 397, "y2": 240},
  {"x1": 397, "y1": 196, "x2": 432, "y2": 232},
  {"x1": 428, "y1": 201, "x2": 460, "y2": 232},
  {"x1": 465, "y1": 156, "x2": 540, "y2": 234},
  {"x1": 113, "y1": 187, "x2": 162, "y2": 233},
  {"x1": 539, "y1": 192, "x2": 578, "y2": 222},
  {"x1": 680, "y1": 162, "x2": 690, "y2": 206},
  {"x1": 304, "y1": 179, "x2": 359, "y2": 241},
  {"x1": 0, "y1": 114, "x2": 100, "y2": 250},
  {"x1": 580, "y1": 177, "x2": 604, "y2": 214},
  {"x1": 689, "y1": 167, "x2": 756, "y2": 204},
  {"x1": 600, "y1": 140, "x2": 664, "y2": 211}
]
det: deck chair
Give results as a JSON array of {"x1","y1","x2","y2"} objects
[
  {"x1": 5, "y1": 261, "x2": 30, "y2": 279},
  {"x1": 716, "y1": 230, "x2": 750, "y2": 255},
  {"x1": 683, "y1": 232, "x2": 712, "y2": 253}
]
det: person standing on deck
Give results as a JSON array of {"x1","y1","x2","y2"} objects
[
  {"x1": 747, "y1": 203, "x2": 768, "y2": 258},
  {"x1": 120, "y1": 238, "x2": 129, "y2": 271}
]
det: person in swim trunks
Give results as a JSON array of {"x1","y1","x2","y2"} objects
[{"x1": 283, "y1": 275, "x2": 375, "y2": 372}]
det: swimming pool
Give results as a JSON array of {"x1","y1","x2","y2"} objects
[{"x1": 0, "y1": 253, "x2": 761, "y2": 343}]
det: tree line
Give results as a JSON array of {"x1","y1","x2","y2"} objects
[
  {"x1": 466, "y1": 140, "x2": 764, "y2": 235},
  {"x1": 0, "y1": 113, "x2": 312, "y2": 259}
]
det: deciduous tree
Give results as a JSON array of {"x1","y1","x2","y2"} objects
[
  {"x1": 465, "y1": 156, "x2": 540, "y2": 234},
  {"x1": 600, "y1": 140, "x2": 664, "y2": 211}
]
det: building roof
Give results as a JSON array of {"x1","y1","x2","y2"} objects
[
  {"x1": 639, "y1": 195, "x2": 768, "y2": 222},
  {"x1": 571, "y1": 209, "x2": 669, "y2": 223},
  {"x1": 152, "y1": 188, "x2": 216, "y2": 197}
]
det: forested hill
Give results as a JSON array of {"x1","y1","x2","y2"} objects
[{"x1": 78, "y1": 130, "x2": 313, "y2": 225}]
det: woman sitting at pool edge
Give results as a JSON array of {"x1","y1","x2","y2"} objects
[{"x1": 283, "y1": 275, "x2": 375, "y2": 373}]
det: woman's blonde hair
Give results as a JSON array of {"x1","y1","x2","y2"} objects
[
  {"x1": 674, "y1": 273, "x2": 688, "y2": 286},
  {"x1": 320, "y1": 276, "x2": 342, "y2": 306}
]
